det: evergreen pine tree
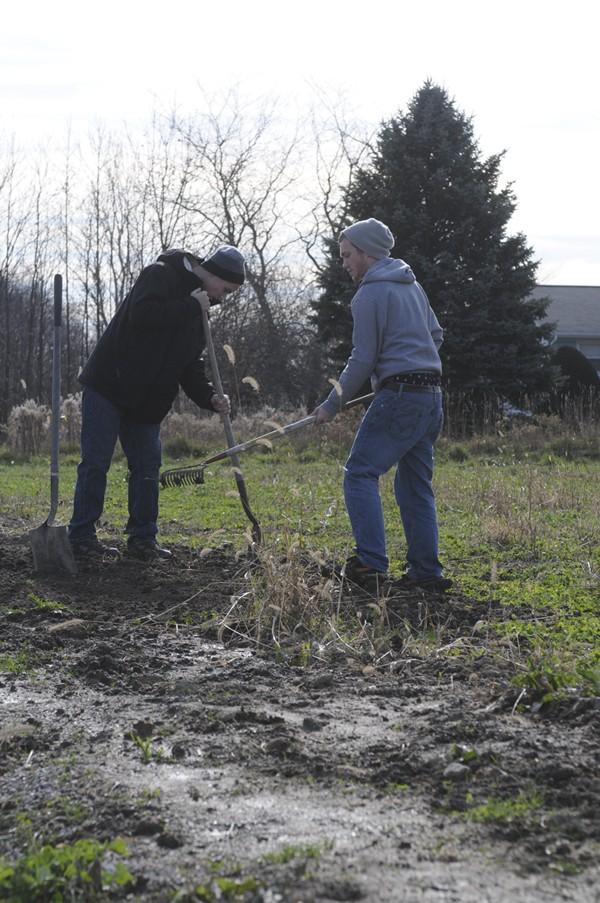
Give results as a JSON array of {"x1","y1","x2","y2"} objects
[{"x1": 312, "y1": 81, "x2": 555, "y2": 398}]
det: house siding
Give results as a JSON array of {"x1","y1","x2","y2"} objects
[{"x1": 533, "y1": 285, "x2": 600, "y2": 375}]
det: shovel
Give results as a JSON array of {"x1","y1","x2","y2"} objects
[{"x1": 29, "y1": 274, "x2": 77, "y2": 575}]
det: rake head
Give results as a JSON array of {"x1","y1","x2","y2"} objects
[{"x1": 160, "y1": 465, "x2": 206, "y2": 488}]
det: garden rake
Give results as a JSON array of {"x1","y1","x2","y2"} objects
[
  {"x1": 29, "y1": 275, "x2": 77, "y2": 575},
  {"x1": 160, "y1": 392, "x2": 375, "y2": 488}
]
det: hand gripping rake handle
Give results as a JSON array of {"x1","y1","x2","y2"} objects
[
  {"x1": 160, "y1": 391, "x2": 375, "y2": 488},
  {"x1": 197, "y1": 292, "x2": 262, "y2": 545}
]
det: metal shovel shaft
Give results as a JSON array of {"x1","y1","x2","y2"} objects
[
  {"x1": 48, "y1": 275, "x2": 62, "y2": 526},
  {"x1": 29, "y1": 274, "x2": 77, "y2": 574}
]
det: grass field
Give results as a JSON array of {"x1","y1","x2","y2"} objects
[
  {"x1": 1, "y1": 433, "x2": 599, "y2": 689},
  {"x1": 2, "y1": 432, "x2": 600, "y2": 897}
]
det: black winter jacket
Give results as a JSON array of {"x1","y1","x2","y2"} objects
[{"x1": 79, "y1": 250, "x2": 216, "y2": 424}]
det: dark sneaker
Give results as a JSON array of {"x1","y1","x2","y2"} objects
[
  {"x1": 71, "y1": 539, "x2": 120, "y2": 561},
  {"x1": 126, "y1": 539, "x2": 173, "y2": 562},
  {"x1": 335, "y1": 555, "x2": 388, "y2": 590},
  {"x1": 396, "y1": 574, "x2": 453, "y2": 592}
]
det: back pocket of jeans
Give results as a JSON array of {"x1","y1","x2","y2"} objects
[{"x1": 387, "y1": 395, "x2": 429, "y2": 441}]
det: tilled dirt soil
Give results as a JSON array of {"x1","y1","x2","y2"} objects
[{"x1": 1, "y1": 519, "x2": 599, "y2": 902}]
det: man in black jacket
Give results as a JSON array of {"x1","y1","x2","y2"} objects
[{"x1": 68, "y1": 246, "x2": 246, "y2": 562}]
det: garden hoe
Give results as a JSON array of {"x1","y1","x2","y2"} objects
[
  {"x1": 160, "y1": 392, "x2": 375, "y2": 487},
  {"x1": 29, "y1": 275, "x2": 77, "y2": 575},
  {"x1": 195, "y1": 290, "x2": 262, "y2": 545}
]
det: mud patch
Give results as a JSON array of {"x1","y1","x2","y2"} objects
[{"x1": 1, "y1": 523, "x2": 599, "y2": 901}]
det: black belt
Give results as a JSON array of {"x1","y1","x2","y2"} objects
[{"x1": 379, "y1": 372, "x2": 442, "y2": 392}]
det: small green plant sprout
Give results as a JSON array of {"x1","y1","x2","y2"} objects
[
  {"x1": 260, "y1": 842, "x2": 325, "y2": 865},
  {"x1": 46, "y1": 795, "x2": 88, "y2": 824},
  {"x1": 573, "y1": 662, "x2": 600, "y2": 697},
  {"x1": 14, "y1": 813, "x2": 34, "y2": 845},
  {"x1": 194, "y1": 874, "x2": 262, "y2": 901},
  {"x1": 139, "y1": 786, "x2": 162, "y2": 802},
  {"x1": 461, "y1": 789, "x2": 543, "y2": 824},
  {"x1": 0, "y1": 649, "x2": 32, "y2": 674},
  {"x1": 513, "y1": 655, "x2": 582, "y2": 704},
  {"x1": 129, "y1": 731, "x2": 153, "y2": 764},
  {"x1": 451, "y1": 743, "x2": 478, "y2": 764},
  {"x1": 385, "y1": 782, "x2": 410, "y2": 794},
  {"x1": 28, "y1": 592, "x2": 71, "y2": 612},
  {"x1": 295, "y1": 641, "x2": 313, "y2": 668},
  {"x1": 0, "y1": 837, "x2": 133, "y2": 900}
]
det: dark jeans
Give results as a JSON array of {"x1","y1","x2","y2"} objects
[
  {"x1": 68, "y1": 387, "x2": 162, "y2": 545},
  {"x1": 343, "y1": 386, "x2": 444, "y2": 578}
]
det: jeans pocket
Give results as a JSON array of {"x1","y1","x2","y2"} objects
[{"x1": 388, "y1": 396, "x2": 427, "y2": 442}]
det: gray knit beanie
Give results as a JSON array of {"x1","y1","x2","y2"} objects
[
  {"x1": 202, "y1": 245, "x2": 246, "y2": 285},
  {"x1": 340, "y1": 218, "x2": 395, "y2": 259}
]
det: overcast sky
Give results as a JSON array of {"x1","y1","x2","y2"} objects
[{"x1": 2, "y1": 0, "x2": 598, "y2": 285}]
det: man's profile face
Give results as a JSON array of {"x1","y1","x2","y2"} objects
[
  {"x1": 192, "y1": 265, "x2": 240, "y2": 301},
  {"x1": 208, "y1": 277, "x2": 240, "y2": 302},
  {"x1": 339, "y1": 238, "x2": 371, "y2": 284}
]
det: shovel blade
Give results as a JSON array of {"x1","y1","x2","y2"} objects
[{"x1": 29, "y1": 524, "x2": 77, "y2": 575}]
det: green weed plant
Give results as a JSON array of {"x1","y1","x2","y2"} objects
[
  {"x1": 0, "y1": 650, "x2": 32, "y2": 675},
  {"x1": 461, "y1": 789, "x2": 543, "y2": 825},
  {"x1": 0, "y1": 837, "x2": 132, "y2": 901}
]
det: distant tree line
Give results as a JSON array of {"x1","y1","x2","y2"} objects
[
  {"x1": 0, "y1": 83, "x2": 595, "y2": 431},
  {"x1": 0, "y1": 94, "x2": 347, "y2": 422}
]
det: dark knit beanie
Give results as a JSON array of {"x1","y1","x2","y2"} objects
[
  {"x1": 201, "y1": 245, "x2": 246, "y2": 285},
  {"x1": 340, "y1": 218, "x2": 395, "y2": 259}
]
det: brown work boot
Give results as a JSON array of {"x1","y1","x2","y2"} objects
[
  {"x1": 71, "y1": 539, "x2": 120, "y2": 561},
  {"x1": 335, "y1": 555, "x2": 388, "y2": 591},
  {"x1": 126, "y1": 539, "x2": 172, "y2": 562},
  {"x1": 396, "y1": 574, "x2": 453, "y2": 592}
]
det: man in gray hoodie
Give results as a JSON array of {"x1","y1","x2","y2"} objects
[{"x1": 314, "y1": 218, "x2": 452, "y2": 592}]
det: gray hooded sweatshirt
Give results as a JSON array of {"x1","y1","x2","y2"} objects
[{"x1": 322, "y1": 257, "x2": 443, "y2": 415}]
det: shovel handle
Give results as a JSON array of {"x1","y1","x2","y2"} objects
[
  {"x1": 54, "y1": 276, "x2": 62, "y2": 326},
  {"x1": 199, "y1": 299, "x2": 262, "y2": 543},
  {"x1": 48, "y1": 275, "x2": 62, "y2": 525}
]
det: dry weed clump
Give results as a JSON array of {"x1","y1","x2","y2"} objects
[
  {"x1": 498, "y1": 413, "x2": 600, "y2": 458},
  {"x1": 216, "y1": 535, "x2": 438, "y2": 669},
  {"x1": 440, "y1": 402, "x2": 600, "y2": 461},
  {"x1": 60, "y1": 394, "x2": 82, "y2": 451},
  {"x1": 161, "y1": 403, "x2": 352, "y2": 461},
  {"x1": 6, "y1": 394, "x2": 82, "y2": 457},
  {"x1": 218, "y1": 537, "x2": 337, "y2": 659},
  {"x1": 7, "y1": 399, "x2": 50, "y2": 456},
  {"x1": 3, "y1": 392, "x2": 360, "y2": 462}
]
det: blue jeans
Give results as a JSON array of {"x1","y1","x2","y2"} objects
[
  {"x1": 343, "y1": 387, "x2": 444, "y2": 578},
  {"x1": 69, "y1": 387, "x2": 162, "y2": 544}
]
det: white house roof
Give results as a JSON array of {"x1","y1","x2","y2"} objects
[{"x1": 532, "y1": 285, "x2": 600, "y2": 338}]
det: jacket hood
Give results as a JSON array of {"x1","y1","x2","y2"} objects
[
  {"x1": 361, "y1": 257, "x2": 416, "y2": 286},
  {"x1": 157, "y1": 249, "x2": 203, "y2": 293}
]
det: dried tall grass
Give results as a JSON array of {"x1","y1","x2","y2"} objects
[{"x1": 214, "y1": 532, "x2": 452, "y2": 669}]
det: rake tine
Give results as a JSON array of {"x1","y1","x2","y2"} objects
[{"x1": 160, "y1": 466, "x2": 206, "y2": 487}]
